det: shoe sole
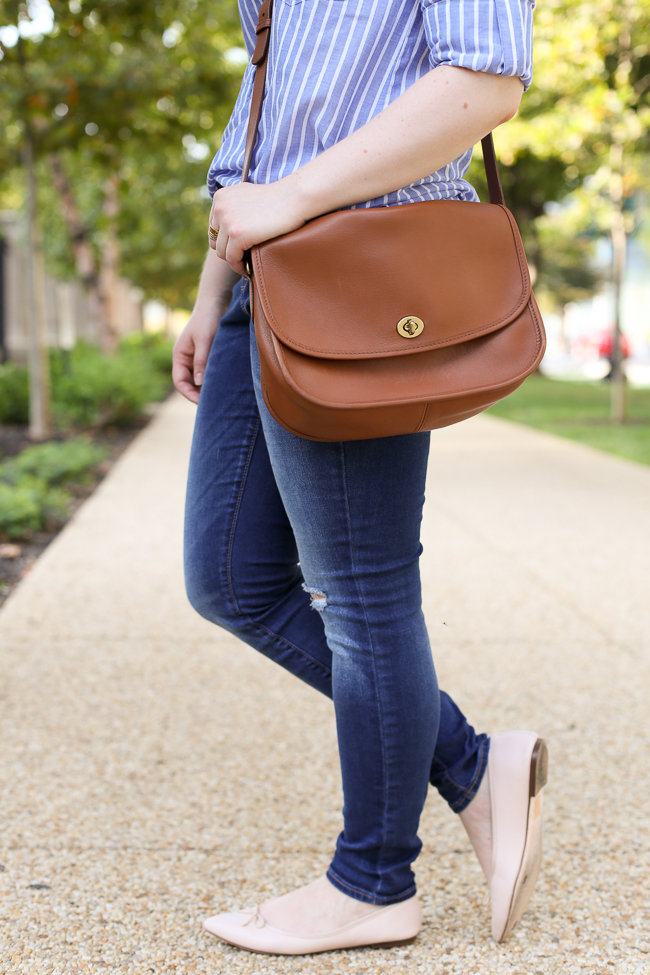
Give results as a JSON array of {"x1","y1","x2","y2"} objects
[
  {"x1": 205, "y1": 928, "x2": 418, "y2": 955},
  {"x1": 498, "y1": 737, "x2": 548, "y2": 943}
]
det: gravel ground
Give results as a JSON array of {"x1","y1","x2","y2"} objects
[{"x1": 0, "y1": 394, "x2": 648, "y2": 975}]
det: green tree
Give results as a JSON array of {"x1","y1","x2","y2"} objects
[
  {"x1": 468, "y1": 146, "x2": 571, "y2": 280},
  {"x1": 504, "y1": 0, "x2": 650, "y2": 421},
  {"x1": 535, "y1": 209, "x2": 603, "y2": 350},
  {"x1": 0, "y1": 0, "x2": 244, "y2": 332}
]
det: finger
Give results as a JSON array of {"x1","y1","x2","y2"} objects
[
  {"x1": 172, "y1": 361, "x2": 200, "y2": 404},
  {"x1": 225, "y1": 236, "x2": 246, "y2": 277},
  {"x1": 192, "y1": 333, "x2": 214, "y2": 388},
  {"x1": 208, "y1": 197, "x2": 219, "y2": 250},
  {"x1": 208, "y1": 219, "x2": 219, "y2": 250},
  {"x1": 175, "y1": 379, "x2": 200, "y2": 404},
  {"x1": 173, "y1": 339, "x2": 199, "y2": 394},
  {"x1": 215, "y1": 227, "x2": 228, "y2": 263}
]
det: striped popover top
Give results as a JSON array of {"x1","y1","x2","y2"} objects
[{"x1": 208, "y1": 0, "x2": 534, "y2": 207}]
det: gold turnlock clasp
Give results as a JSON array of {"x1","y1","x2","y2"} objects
[{"x1": 397, "y1": 316, "x2": 424, "y2": 339}]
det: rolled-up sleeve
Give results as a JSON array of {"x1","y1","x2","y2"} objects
[{"x1": 421, "y1": 0, "x2": 535, "y2": 91}]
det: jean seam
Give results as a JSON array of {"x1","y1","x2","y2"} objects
[
  {"x1": 224, "y1": 416, "x2": 333, "y2": 679},
  {"x1": 225, "y1": 417, "x2": 260, "y2": 616},
  {"x1": 327, "y1": 867, "x2": 416, "y2": 906},
  {"x1": 241, "y1": 613, "x2": 333, "y2": 677},
  {"x1": 340, "y1": 443, "x2": 391, "y2": 900}
]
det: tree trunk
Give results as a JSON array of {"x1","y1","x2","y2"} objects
[
  {"x1": 100, "y1": 172, "x2": 121, "y2": 352},
  {"x1": 558, "y1": 304, "x2": 568, "y2": 354},
  {"x1": 22, "y1": 135, "x2": 52, "y2": 440},
  {"x1": 609, "y1": 143, "x2": 627, "y2": 425},
  {"x1": 48, "y1": 153, "x2": 108, "y2": 342}
]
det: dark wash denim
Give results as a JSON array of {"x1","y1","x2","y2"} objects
[{"x1": 184, "y1": 281, "x2": 488, "y2": 905}]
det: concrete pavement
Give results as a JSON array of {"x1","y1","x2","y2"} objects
[{"x1": 1, "y1": 393, "x2": 649, "y2": 974}]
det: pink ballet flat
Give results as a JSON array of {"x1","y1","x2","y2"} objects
[
  {"x1": 204, "y1": 894, "x2": 421, "y2": 955},
  {"x1": 486, "y1": 731, "x2": 548, "y2": 942}
]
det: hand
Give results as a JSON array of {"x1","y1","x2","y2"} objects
[
  {"x1": 207, "y1": 68, "x2": 523, "y2": 259},
  {"x1": 173, "y1": 250, "x2": 240, "y2": 403},
  {"x1": 208, "y1": 179, "x2": 308, "y2": 275},
  {"x1": 173, "y1": 304, "x2": 222, "y2": 404}
]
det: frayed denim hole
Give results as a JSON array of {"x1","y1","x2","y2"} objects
[{"x1": 302, "y1": 583, "x2": 327, "y2": 612}]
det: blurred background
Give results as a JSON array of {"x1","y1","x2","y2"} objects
[
  {"x1": 0, "y1": 0, "x2": 649, "y2": 542},
  {"x1": 2, "y1": 9, "x2": 650, "y2": 968}
]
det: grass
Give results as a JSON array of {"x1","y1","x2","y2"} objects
[{"x1": 487, "y1": 374, "x2": 650, "y2": 467}]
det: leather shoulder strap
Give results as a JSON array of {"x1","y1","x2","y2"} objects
[
  {"x1": 241, "y1": 0, "x2": 505, "y2": 206},
  {"x1": 241, "y1": 0, "x2": 274, "y2": 184},
  {"x1": 480, "y1": 133, "x2": 505, "y2": 206}
]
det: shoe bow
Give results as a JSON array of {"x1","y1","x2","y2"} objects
[{"x1": 241, "y1": 905, "x2": 266, "y2": 928}]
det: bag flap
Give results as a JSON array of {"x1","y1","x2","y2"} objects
[
  {"x1": 269, "y1": 295, "x2": 544, "y2": 408},
  {"x1": 251, "y1": 200, "x2": 531, "y2": 360}
]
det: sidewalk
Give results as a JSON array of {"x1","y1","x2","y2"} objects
[{"x1": 1, "y1": 393, "x2": 649, "y2": 975}]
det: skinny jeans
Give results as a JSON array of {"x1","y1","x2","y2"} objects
[{"x1": 184, "y1": 281, "x2": 488, "y2": 905}]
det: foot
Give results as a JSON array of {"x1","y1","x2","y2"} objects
[
  {"x1": 459, "y1": 767, "x2": 493, "y2": 881},
  {"x1": 459, "y1": 732, "x2": 548, "y2": 943},
  {"x1": 261, "y1": 876, "x2": 376, "y2": 935},
  {"x1": 203, "y1": 875, "x2": 421, "y2": 955}
]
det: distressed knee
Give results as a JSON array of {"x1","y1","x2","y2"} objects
[{"x1": 303, "y1": 584, "x2": 328, "y2": 612}]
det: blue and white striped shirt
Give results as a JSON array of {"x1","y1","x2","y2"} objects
[{"x1": 208, "y1": 0, "x2": 534, "y2": 207}]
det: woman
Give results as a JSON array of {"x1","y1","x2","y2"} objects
[{"x1": 173, "y1": 0, "x2": 547, "y2": 955}]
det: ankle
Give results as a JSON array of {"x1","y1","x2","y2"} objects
[
  {"x1": 260, "y1": 875, "x2": 377, "y2": 936},
  {"x1": 459, "y1": 769, "x2": 493, "y2": 880}
]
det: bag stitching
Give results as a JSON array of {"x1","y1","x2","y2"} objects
[
  {"x1": 255, "y1": 206, "x2": 530, "y2": 357},
  {"x1": 269, "y1": 301, "x2": 545, "y2": 410},
  {"x1": 414, "y1": 402, "x2": 429, "y2": 433}
]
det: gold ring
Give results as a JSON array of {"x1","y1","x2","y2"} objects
[{"x1": 208, "y1": 224, "x2": 219, "y2": 241}]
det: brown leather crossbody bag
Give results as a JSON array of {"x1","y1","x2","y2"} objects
[{"x1": 239, "y1": 0, "x2": 545, "y2": 442}]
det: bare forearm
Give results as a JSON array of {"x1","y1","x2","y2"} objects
[
  {"x1": 288, "y1": 66, "x2": 522, "y2": 219},
  {"x1": 195, "y1": 247, "x2": 240, "y2": 314},
  {"x1": 210, "y1": 65, "x2": 524, "y2": 273}
]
